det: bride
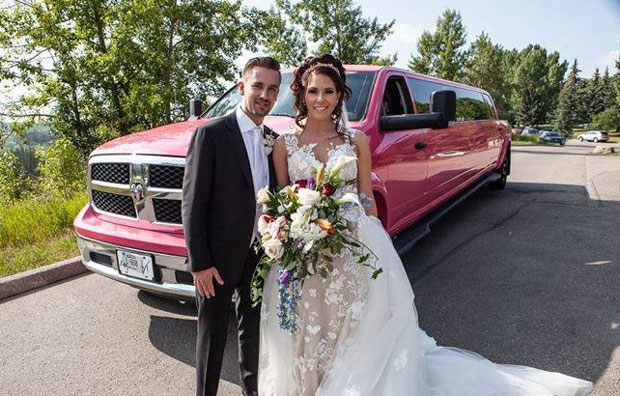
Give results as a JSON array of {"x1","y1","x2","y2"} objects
[{"x1": 257, "y1": 54, "x2": 593, "y2": 396}]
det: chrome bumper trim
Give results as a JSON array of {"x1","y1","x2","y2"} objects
[{"x1": 75, "y1": 233, "x2": 195, "y2": 299}]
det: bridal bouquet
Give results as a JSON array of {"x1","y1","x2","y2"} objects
[{"x1": 251, "y1": 156, "x2": 381, "y2": 333}]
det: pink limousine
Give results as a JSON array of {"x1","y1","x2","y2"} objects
[{"x1": 73, "y1": 65, "x2": 511, "y2": 300}]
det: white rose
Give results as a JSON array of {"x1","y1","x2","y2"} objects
[
  {"x1": 263, "y1": 238, "x2": 284, "y2": 260},
  {"x1": 267, "y1": 222, "x2": 280, "y2": 239},
  {"x1": 297, "y1": 188, "x2": 321, "y2": 206},
  {"x1": 257, "y1": 215, "x2": 273, "y2": 236},
  {"x1": 256, "y1": 186, "x2": 270, "y2": 204}
]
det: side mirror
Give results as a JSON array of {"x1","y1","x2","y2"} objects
[
  {"x1": 430, "y1": 90, "x2": 456, "y2": 128},
  {"x1": 189, "y1": 99, "x2": 202, "y2": 119},
  {"x1": 379, "y1": 90, "x2": 457, "y2": 132}
]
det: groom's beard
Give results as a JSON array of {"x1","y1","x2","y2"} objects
[{"x1": 250, "y1": 98, "x2": 272, "y2": 117}]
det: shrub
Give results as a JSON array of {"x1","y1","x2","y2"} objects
[
  {"x1": 0, "y1": 150, "x2": 33, "y2": 205},
  {"x1": 36, "y1": 136, "x2": 87, "y2": 199}
]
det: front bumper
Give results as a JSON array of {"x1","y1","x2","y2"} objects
[{"x1": 75, "y1": 233, "x2": 196, "y2": 300}]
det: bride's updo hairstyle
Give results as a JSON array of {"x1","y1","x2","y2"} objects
[{"x1": 291, "y1": 54, "x2": 352, "y2": 132}]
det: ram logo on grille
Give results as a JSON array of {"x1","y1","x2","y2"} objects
[{"x1": 131, "y1": 182, "x2": 145, "y2": 202}]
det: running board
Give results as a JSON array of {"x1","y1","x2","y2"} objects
[{"x1": 394, "y1": 173, "x2": 501, "y2": 256}]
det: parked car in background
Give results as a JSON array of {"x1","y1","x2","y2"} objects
[
  {"x1": 539, "y1": 130, "x2": 566, "y2": 145},
  {"x1": 577, "y1": 130, "x2": 609, "y2": 142},
  {"x1": 521, "y1": 127, "x2": 540, "y2": 136},
  {"x1": 73, "y1": 65, "x2": 511, "y2": 301}
]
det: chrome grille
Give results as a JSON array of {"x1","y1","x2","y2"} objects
[
  {"x1": 153, "y1": 199, "x2": 182, "y2": 224},
  {"x1": 92, "y1": 190, "x2": 136, "y2": 218},
  {"x1": 91, "y1": 163, "x2": 130, "y2": 184},
  {"x1": 89, "y1": 155, "x2": 184, "y2": 226},
  {"x1": 150, "y1": 165, "x2": 184, "y2": 189}
]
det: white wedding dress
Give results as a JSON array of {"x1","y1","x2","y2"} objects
[{"x1": 258, "y1": 130, "x2": 593, "y2": 396}]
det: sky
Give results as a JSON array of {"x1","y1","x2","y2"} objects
[{"x1": 244, "y1": 0, "x2": 620, "y2": 78}]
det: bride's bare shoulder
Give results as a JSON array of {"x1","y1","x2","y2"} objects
[{"x1": 347, "y1": 128, "x2": 368, "y2": 146}]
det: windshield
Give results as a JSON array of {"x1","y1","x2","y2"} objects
[{"x1": 204, "y1": 71, "x2": 376, "y2": 122}]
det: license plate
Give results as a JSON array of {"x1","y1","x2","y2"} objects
[{"x1": 117, "y1": 250, "x2": 155, "y2": 281}]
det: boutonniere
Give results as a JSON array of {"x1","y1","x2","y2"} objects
[{"x1": 264, "y1": 129, "x2": 278, "y2": 155}]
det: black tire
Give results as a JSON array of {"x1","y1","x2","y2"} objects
[
  {"x1": 578, "y1": 136, "x2": 584, "y2": 142},
  {"x1": 491, "y1": 146, "x2": 510, "y2": 190},
  {"x1": 593, "y1": 137, "x2": 599, "y2": 143}
]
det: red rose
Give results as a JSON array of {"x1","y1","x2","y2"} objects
[
  {"x1": 322, "y1": 183, "x2": 335, "y2": 197},
  {"x1": 295, "y1": 179, "x2": 308, "y2": 189},
  {"x1": 260, "y1": 214, "x2": 274, "y2": 223}
]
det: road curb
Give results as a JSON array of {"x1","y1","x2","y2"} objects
[{"x1": 0, "y1": 256, "x2": 86, "y2": 300}]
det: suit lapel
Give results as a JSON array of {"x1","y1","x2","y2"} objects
[
  {"x1": 224, "y1": 112, "x2": 253, "y2": 189},
  {"x1": 265, "y1": 126, "x2": 278, "y2": 189}
]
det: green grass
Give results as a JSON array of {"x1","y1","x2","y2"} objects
[
  {"x1": 0, "y1": 192, "x2": 87, "y2": 249},
  {"x1": 511, "y1": 134, "x2": 540, "y2": 144},
  {"x1": 0, "y1": 192, "x2": 87, "y2": 277},
  {"x1": 0, "y1": 230, "x2": 79, "y2": 277}
]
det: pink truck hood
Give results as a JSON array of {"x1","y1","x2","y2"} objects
[{"x1": 91, "y1": 116, "x2": 300, "y2": 157}]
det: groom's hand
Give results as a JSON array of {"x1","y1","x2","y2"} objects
[{"x1": 192, "y1": 267, "x2": 224, "y2": 298}]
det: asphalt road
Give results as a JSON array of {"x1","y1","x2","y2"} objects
[{"x1": 1, "y1": 140, "x2": 618, "y2": 396}]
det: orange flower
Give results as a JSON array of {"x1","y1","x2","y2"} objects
[{"x1": 315, "y1": 218, "x2": 334, "y2": 234}]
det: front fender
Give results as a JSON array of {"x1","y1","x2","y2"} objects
[{"x1": 370, "y1": 172, "x2": 389, "y2": 227}]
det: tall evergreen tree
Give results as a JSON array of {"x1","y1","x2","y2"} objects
[
  {"x1": 276, "y1": 0, "x2": 395, "y2": 65},
  {"x1": 601, "y1": 67, "x2": 617, "y2": 110},
  {"x1": 556, "y1": 59, "x2": 584, "y2": 133},
  {"x1": 408, "y1": 9, "x2": 467, "y2": 81},
  {"x1": 585, "y1": 68, "x2": 606, "y2": 120}
]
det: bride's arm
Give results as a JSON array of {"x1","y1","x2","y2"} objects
[
  {"x1": 354, "y1": 131, "x2": 378, "y2": 217},
  {"x1": 273, "y1": 136, "x2": 289, "y2": 188}
]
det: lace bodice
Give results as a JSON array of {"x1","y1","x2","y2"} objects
[{"x1": 282, "y1": 131, "x2": 358, "y2": 201}]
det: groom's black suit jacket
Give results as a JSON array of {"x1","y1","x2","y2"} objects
[{"x1": 181, "y1": 111, "x2": 276, "y2": 284}]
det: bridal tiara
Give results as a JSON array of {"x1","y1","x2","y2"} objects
[{"x1": 301, "y1": 62, "x2": 343, "y2": 87}]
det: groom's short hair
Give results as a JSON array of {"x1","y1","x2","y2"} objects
[{"x1": 242, "y1": 56, "x2": 281, "y2": 82}]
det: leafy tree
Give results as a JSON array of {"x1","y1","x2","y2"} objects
[
  {"x1": 555, "y1": 59, "x2": 585, "y2": 133},
  {"x1": 252, "y1": 7, "x2": 308, "y2": 67},
  {"x1": 408, "y1": 9, "x2": 467, "y2": 81},
  {"x1": 275, "y1": 0, "x2": 395, "y2": 65},
  {"x1": 590, "y1": 107, "x2": 620, "y2": 132},
  {"x1": 511, "y1": 45, "x2": 567, "y2": 126},
  {"x1": 462, "y1": 32, "x2": 508, "y2": 113},
  {"x1": 2, "y1": 0, "x2": 254, "y2": 155}
]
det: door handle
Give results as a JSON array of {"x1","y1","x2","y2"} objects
[{"x1": 415, "y1": 141, "x2": 428, "y2": 150}]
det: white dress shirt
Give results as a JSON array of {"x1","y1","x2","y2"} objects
[{"x1": 236, "y1": 106, "x2": 270, "y2": 244}]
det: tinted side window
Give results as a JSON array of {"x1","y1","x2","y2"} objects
[
  {"x1": 408, "y1": 77, "x2": 490, "y2": 121},
  {"x1": 454, "y1": 88, "x2": 488, "y2": 121},
  {"x1": 407, "y1": 77, "x2": 444, "y2": 114}
]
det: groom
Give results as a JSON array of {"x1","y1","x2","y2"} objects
[{"x1": 182, "y1": 56, "x2": 281, "y2": 396}]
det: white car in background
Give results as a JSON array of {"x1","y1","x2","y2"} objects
[
  {"x1": 577, "y1": 130, "x2": 609, "y2": 142},
  {"x1": 521, "y1": 127, "x2": 540, "y2": 136}
]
